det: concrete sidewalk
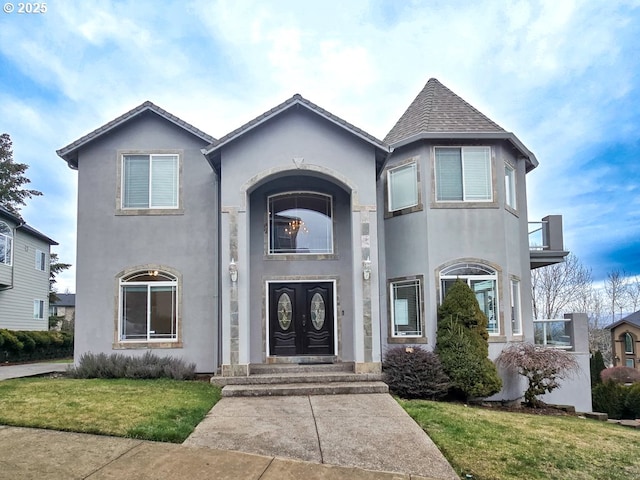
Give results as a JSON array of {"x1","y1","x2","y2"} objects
[
  {"x1": 0, "y1": 426, "x2": 447, "y2": 479},
  {"x1": 184, "y1": 394, "x2": 458, "y2": 479},
  {"x1": 0, "y1": 362, "x2": 69, "y2": 380}
]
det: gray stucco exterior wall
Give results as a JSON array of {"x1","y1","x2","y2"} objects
[{"x1": 73, "y1": 113, "x2": 219, "y2": 371}]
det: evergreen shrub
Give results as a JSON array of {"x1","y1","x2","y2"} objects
[
  {"x1": 383, "y1": 346, "x2": 450, "y2": 399},
  {"x1": 68, "y1": 351, "x2": 197, "y2": 380}
]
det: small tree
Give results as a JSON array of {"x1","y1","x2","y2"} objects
[
  {"x1": 497, "y1": 343, "x2": 579, "y2": 407},
  {"x1": 0, "y1": 133, "x2": 42, "y2": 214},
  {"x1": 436, "y1": 280, "x2": 502, "y2": 400},
  {"x1": 49, "y1": 253, "x2": 71, "y2": 304},
  {"x1": 590, "y1": 350, "x2": 606, "y2": 386}
]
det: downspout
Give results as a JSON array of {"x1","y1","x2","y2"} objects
[{"x1": 216, "y1": 161, "x2": 223, "y2": 374}]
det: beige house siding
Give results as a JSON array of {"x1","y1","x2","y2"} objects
[{"x1": 611, "y1": 323, "x2": 640, "y2": 370}]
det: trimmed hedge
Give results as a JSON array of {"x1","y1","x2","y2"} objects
[
  {"x1": 0, "y1": 329, "x2": 73, "y2": 363},
  {"x1": 592, "y1": 380, "x2": 640, "y2": 419},
  {"x1": 383, "y1": 346, "x2": 450, "y2": 399}
]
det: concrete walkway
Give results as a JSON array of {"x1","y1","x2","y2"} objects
[{"x1": 184, "y1": 394, "x2": 458, "y2": 479}]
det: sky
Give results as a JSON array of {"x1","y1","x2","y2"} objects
[{"x1": 0, "y1": 0, "x2": 639, "y2": 293}]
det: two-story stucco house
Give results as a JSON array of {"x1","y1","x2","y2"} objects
[
  {"x1": 0, "y1": 207, "x2": 57, "y2": 330},
  {"x1": 58, "y1": 78, "x2": 590, "y2": 409}
]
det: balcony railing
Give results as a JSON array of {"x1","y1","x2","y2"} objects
[
  {"x1": 529, "y1": 215, "x2": 569, "y2": 269},
  {"x1": 534, "y1": 318, "x2": 573, "y2": 349}
]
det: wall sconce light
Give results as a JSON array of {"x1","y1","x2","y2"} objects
[
  {"x1": 363, "y1": 256, "x2": 371, "y2": 280},
  {"x1": 229, "y1": 258, "x2": 238, "y2": 283}
]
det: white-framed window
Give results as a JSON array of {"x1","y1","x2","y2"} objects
[
  {"x1": 268, "y1": 192, "x2": 333, "y2": 254},
  {"x1": 511, "y1": 279, "x2": 522, "y2": 335},
  {"x1": 33, "y1": 300, "x2": 45, "y2": 319},
  {"x1": 388, "y1": 162, "x2": 418, "y2": 212},
  {"x1": 390, "y1": 278, "x2": 422, "y2": 337},
  {"x1": 0, "y1": 221, "x2": 12, "y2": 265},
  {"x1": 440, "y1": 263, "x2": 499, "y2": 335},
  {"x1": 35, "y1": 249, "x2": 46, "y2": 271},
  {"x1": 435, "y1": 147, "x2": 492, "y2": 202},
  {"x1": 624, "y1": 332, "x2": 634, "y2": 355},
  {"x1": 119, "y1": 270, "x2": 178, "y2": 342},
  {"x1": 122, "y1": 154, "x2": 179, "y2": 209},
  {"x1": 505, "y1": 163, "x2": 516, "y2": 209}
]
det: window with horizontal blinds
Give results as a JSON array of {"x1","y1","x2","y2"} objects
[
  {"x1": 388, "y1": 162, "x2": 418, "y2": 211},
  {"x1": 123, "y1": 155, "x2": 150, "y2": 208},
  {"x1": 435, "y1": 147, "x2": 492, "y2": 202},
  {"x1": 463, "y1": 147, "x2": 491, "y2": 201},
  {"x1": 436, "y1": 148, "x2": 463, "y2": 201},
  {"x1": 150, "y1": 155, "x2": 178, "y2": 207},
  {"x1": 122, "y1": 154, "x2": 178, "y2": 209}
]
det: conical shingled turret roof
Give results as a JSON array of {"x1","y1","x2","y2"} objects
[{"x1": 384, "y1": 78, "x2": 505, "y2": 145}]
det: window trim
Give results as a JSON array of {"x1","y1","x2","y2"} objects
[
  {"x1": 387, "y1": 275, "x2": 426, "y2": 343},
  {"x1": 116, "y1": 150, "x2": 184, "y2": 216},
  {"x1": 267, "y1": 191, "x2": 334, "y2": 256},
  {"x1": 114, "y1": 265, "x2": 183, "y2": 349},
  {"x1": 0, "y1": 221, "x2": 13, "y2": 266},
  {"x1": 439, "y1": 261, "x2": 501, "y2": 336},
  {"x1": 433, "y1": 146, "x2": 496, "y2": 207}
]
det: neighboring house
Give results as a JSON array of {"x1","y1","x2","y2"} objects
[
  {"x1": 0, "y1": 207, "x2": 57, "y2": 331},
  {"x1": 607, "y1": 311, "x2": 640, "y2": 370},
  {"x1": 50, "y1": 293, "x2": 76, "y2": 325},
  {"x1": 57, "y1": 78, "x2": 591, "y2": 409}
]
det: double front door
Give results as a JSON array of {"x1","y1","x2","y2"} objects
[{"x1": 268, "y1": 282, "x2": 334, "y2": 356}]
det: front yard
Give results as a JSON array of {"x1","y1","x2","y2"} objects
[
  {"x1": 0, "y1": 377, "x2": 221, "y2": 443},
  {"x1": 400, "y1": 399, "x2": 640, "y2": 480}
]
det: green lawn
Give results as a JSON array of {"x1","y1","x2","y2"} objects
[
  {"x1": 0, "y1": 377, "x2": 221, "y2": 443},
  {"x1": 399, "y1": 399, "x2": 640, "y2": 480}
]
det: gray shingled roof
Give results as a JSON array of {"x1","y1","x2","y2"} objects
[
  {"x1": 57, "y1": 101, "x2": 216, "y2": 169},
  {"x1": 606, "y1": 311, "x2": 640, "y2": 330},
  {"x1": 384, "y1": 78, "x2": 538, "y2": 171},
  {"x1": 0, "y1": 207, "x2": 58, "y2": 245},
  {"x1": 52, "y1": 293, "x2": 75, "y2": 307},
  {"x1": 203, "y1": 94, "x2": 387, "y2": 155},
  {"x1": 385, "y1": 78, "x2": 505, "y2": 144}
]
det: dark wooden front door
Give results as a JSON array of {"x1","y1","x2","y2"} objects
[{"x1": 269, "y1": 282, "x2": 334, "y2": 356}]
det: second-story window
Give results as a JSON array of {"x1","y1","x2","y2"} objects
[
  {"x1": 0, "y1": 221, "x2": 12, "y2": 265},
  {"x1": 122, "y1": 154, "x2": 179, "y2": 209},
  {"x1": 505, "y1": 163, "x2": 516, "y2": 209},
  {"x1": 35, "y1": 249, "x2": 46, "y2": 271},
  {"x1": 388, "y1": 162, "x2": 418, "y2": 212},
  {"x1": 435, "y1": 147, "x2": 492, "y2": 202}
]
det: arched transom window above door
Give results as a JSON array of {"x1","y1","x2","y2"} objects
[
  {"x1": 268, "y1": 192, "x2": 333, "y2": 254},
  {"x1": 440, "y1": 262, "x2": 500, "y2": 335}
]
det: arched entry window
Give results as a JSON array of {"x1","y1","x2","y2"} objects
[
  {"x1": 119, "y1": 270, "x2": 178, "y2": 341},
  {"x1": 0, "y1": 221, "x2": 12, "y2": 265},
  {"x1": 268, "y1": 192, "x2": 333, "y2": 254},
  {"x1": 440, "y1": 263, "x2": 499, "y2": 335}
]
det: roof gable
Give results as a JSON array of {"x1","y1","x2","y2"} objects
[
  {"x1": 0, "y1": 207, "x2": 58, "y2": 245},
  {"x1": 57, "y1": 101, "x2": 216, "y2": 169},
  {"x1": 384, "y1": 78, "x2": 538, "y2": 171},
  {"x1": 606, "y1": 311, "x2": 640, "y2": 330},
  {"x1": 202, "y1": 94, "x2": 388, "y2": 171}
]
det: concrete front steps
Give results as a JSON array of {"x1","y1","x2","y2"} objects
[{"x1": 211, "y1": 363, "x2": 389, "y2": 397}]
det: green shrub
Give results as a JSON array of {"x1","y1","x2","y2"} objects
[
  {"x1": 592, "y1": 380, "x2": 627, "y2": 419},
  {"x1": 0, "y1": 329, "x2": 73, "y2": 362},
  {"x1": 68, "y1": 351, "x2": 197, "y2": 380},
  {"x1": 383, "y1": 346, "x2": 450, "y2": 399},
  {"x1": 436, "y1": 280, "x2": 502, "y2": 400},
  {"x1": 624, "y1": 382, "x2": 640, "y2": 418}
]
